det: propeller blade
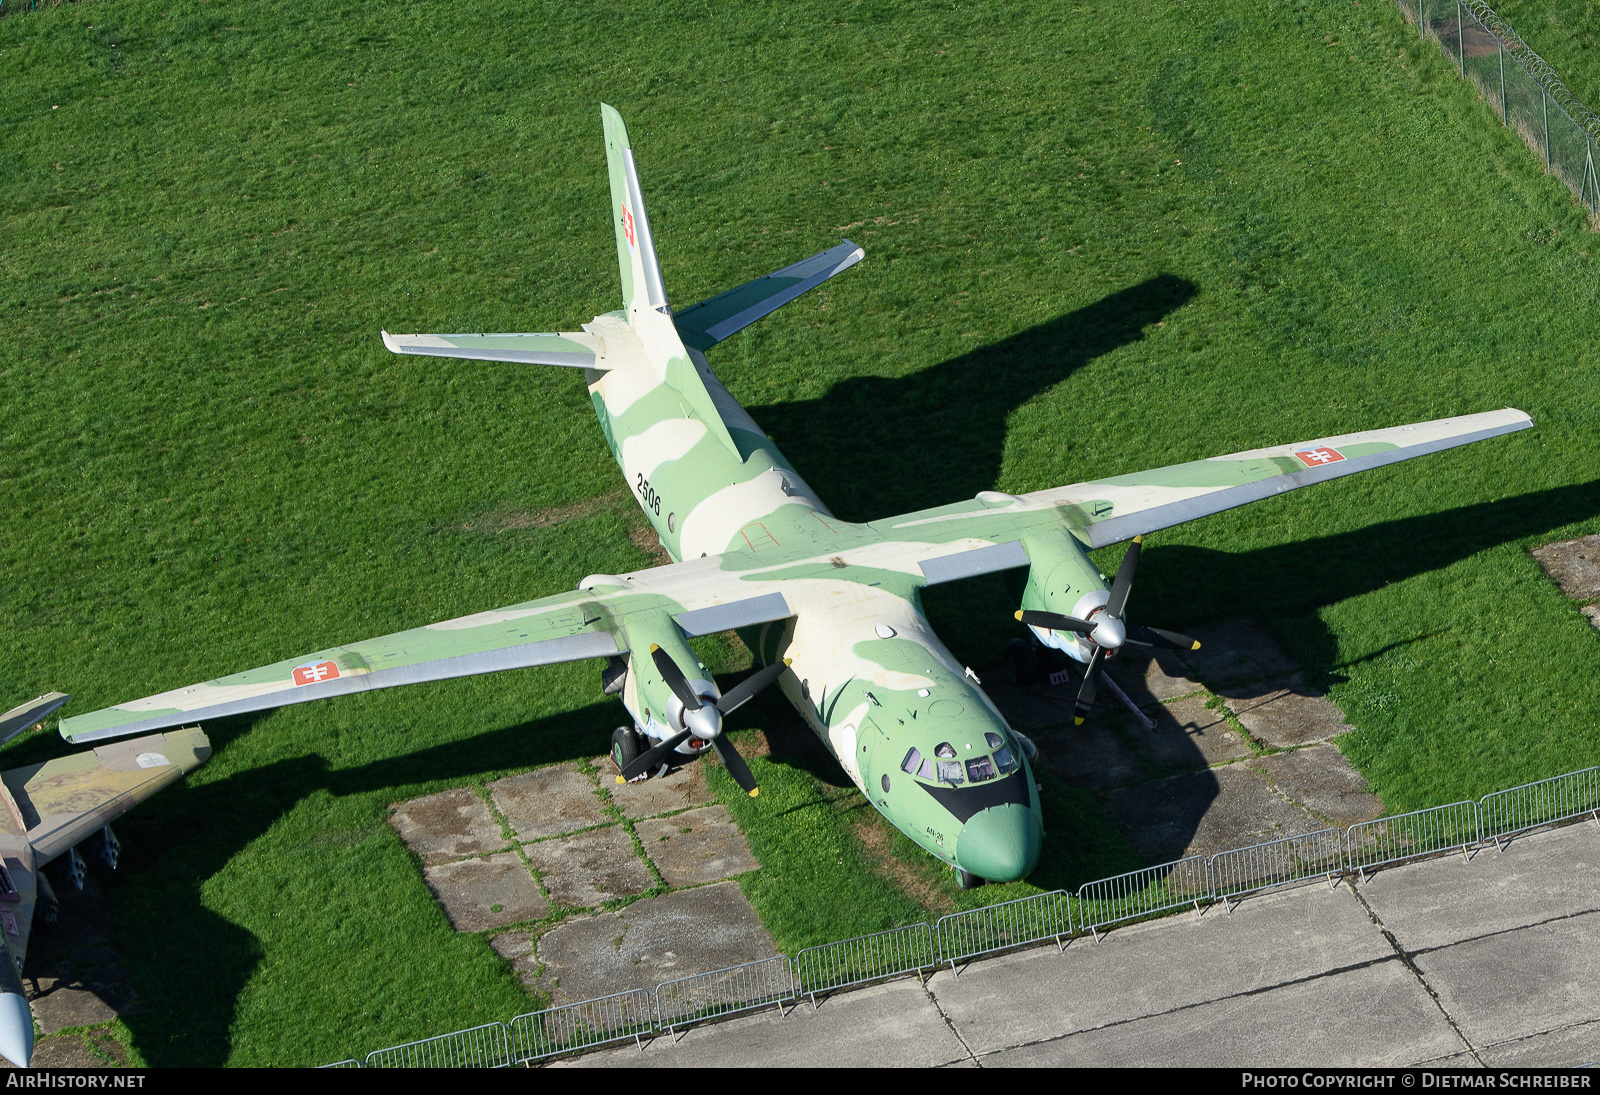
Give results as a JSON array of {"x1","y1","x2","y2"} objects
[
  {"x1": 715, "y1": 659, "x2": 790, "y2": 716},
  {"x1": 1127, "y1": 624, "x2": 1201, "y2": 652},
  {"x1": 1015, "y1": 610, "x2": 1095, "y2": 634},
  {"x1": 617, "y1": 727, "x2": 692, "y2": 783},
  {"x1": 1074, "y1": 646, "x2": 1105, "y2": 726},
  {"x1": 1106, "y1": 535, "x2": 1142, "y2": 619},
  {"x1": 650, "y1": 644, "x2": 704, "y2": 711},
  {"x1": 712, "y1": 736, "x2": 760, "y2": 797}
]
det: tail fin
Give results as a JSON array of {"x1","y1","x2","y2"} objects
[{"x1": 602, "y1": 104, "x2": 669, "y2": 321}]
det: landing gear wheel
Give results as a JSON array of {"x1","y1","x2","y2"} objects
[
  {"x1": 1006, "y1": 637, "x2": 1039, "y2": 687},
  {"x1": 610, "y1": 725, "x2": 642, "y2": 775},
  {"x1": 956, "y1": 867, "x2": 985, "y2": 890}
]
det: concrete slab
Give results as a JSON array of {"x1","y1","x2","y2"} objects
[
  {"x1": 1360, "y1": 822, "x2": 1600, "y2": 951},
  {"x1": 390, "y1": 787, "x2": 506, "y2": 865},
  {"x1": 980, "y1": 959, "x2": 1462, "y2": 1067},
  {"x1": 1183, "y1": 618, "x2": 1299, "y2": 685},
  {"x1": 1416, "y1": 911, "x2": 1600, "y2": 1050},
  {"x1": 636, "y1": 806, "x2": 760, "y2": 887},
  {"x1": 929, "y1": 880, "x2": 1389, "y2": 1055},
  {"x1": 1029, "y1": 721, "x2": 1144, "y2": 789},
  {"x1": 1476, "y1": 1020, "x2": 1600, "y2": 1068},
  {"x1": 552, "y1": 978, "x2": 966, "y2": 1068},
  {"x1": 521, "y1": 825, "x2": 657, "y2": 908},
  {"x1": 1220, "y1": 673, "x2": 1354, "y2": 748},
  {"x1": 608, "y1": 759, "x2": 716, "y2": 820},
  {"x1": 1124, "y1": 693, "x2": 1252, "y2": 771},
  {"x1": 28, "y1": 977, "x2": 120, "y2": 1035},
  {"x1": 1100, "y1": 763, "x2": 1323, "y2": 862},
  {"x1": 489, "y1": 765, "x2": 609, "y2": 842},
  {"x1": 1532, "y1": 535, "x2": 1600, "y2": 600},
  {"x1": 533, "y1": 882, "x2": 777, "y2": 1006},
  {"x1": 22, "y1": 1035, "x2": 112, "y2": 1069},
  {"x1": 1246, "y1": 744, "x2": 1383, "y2": 828},
  {"x1": 421, "y1": 852, "x2": 548, "y2": 931},
  {"x1": 1107, "y1": 646, "x2": 1203, "y2": 706},
  {"x1": 489, "y1": 930, "x2": 539, "y2": 990}
]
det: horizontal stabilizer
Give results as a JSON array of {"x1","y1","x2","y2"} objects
[
  {"x1": 673, "y1": 240, "x2": 864, "y2": 351},
  {"x1": 381, "y1": 330, "x2": 607, "y2": 369}
]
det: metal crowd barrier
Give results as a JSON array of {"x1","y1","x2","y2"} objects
[
  {"x1": 933, "y1": 890, "x2": 1074, "y2": 971},
  {"x1": 340, "y1": 765, "x2": 1600, "y2": 1066},
  {"x1": 654, "y1": 955, "x2": 795, "y2": 1038},
  {"x1": 1075, "y1": 855, "x2": 1209, "y2": 939},
  {"x1": 1480, "y1": 766, "x2": 1600, "y2": 849},
  {"x1": 1345, "y1": 800, "x2": 1480, "y2": 880},
  {"x1": 793, "y1": 922, "x2": 934, "y2": 1005}
]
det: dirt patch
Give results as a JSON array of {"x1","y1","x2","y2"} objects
[
  {"x1": 850, "y1": 813, "x2": 956, "y2": 917},
  {"x1": 627, "y1": 522, "x2": 672, "y2": 566},
  {"x1": 1532, "y1": 535, "x2": 1600, "y2": 602},
  {"x1": 462, "y1": 491, "x2": 624, "y2": 535}
]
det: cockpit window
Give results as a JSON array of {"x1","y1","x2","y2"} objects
[
  {"x1": 935, "y1": 742, "x2": 957, "y2": 759},
  {"x1": 993, "y1": 745, "x2": 1019, "y2": 775},
  {"x1": 966, "y1": 754, "x2": 997, "y2": 782},
  {"x1": 985, "y1": 732, "x2": 1005, "y2": 750},
  {"x1": 901, "y1": 747, "x2": 934, "y2": 781},
  {"x1": 936, "y1": 759, "x2": 965, "y2": 785}
]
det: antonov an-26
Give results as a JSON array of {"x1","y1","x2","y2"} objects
[{"x1": 60, "y1": 106, "x2": 1531, "y2": 893}]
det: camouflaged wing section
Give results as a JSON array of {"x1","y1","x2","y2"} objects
[
  {"x1": 1053, "y1": 408, "x2": 1533, "y2": 548},
  {"x1": 0, "y1": 694, "x2": 69, "y2": 747},
  {"x1": 59, "y1": 588, "x2": 633, "y2": 743},
  {"x1": 7, "y1": 727, "x2": 210, "y2": 865}
]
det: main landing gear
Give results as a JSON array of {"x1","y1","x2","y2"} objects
[{"x1": 610, "y1": 726, "x2": 666, "y2": 782}]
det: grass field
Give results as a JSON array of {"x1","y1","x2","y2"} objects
[{"x1": 4, "y1": 0, "x2": 1600, "y2": 1066}]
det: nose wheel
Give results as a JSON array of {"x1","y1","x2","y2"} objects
[
  {"x1": 611, "y1": 725, "x2": 643, "y2": 776},
  {"x1": 956, "y1": 867, "x2": 985, "y2": 890}
]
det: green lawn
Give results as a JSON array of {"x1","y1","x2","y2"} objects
[{"x1": 3, "y1": 0, "x2": 1600, "y2": 1066}]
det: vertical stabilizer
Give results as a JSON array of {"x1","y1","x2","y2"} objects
[{"x1": 602, "y1": 104, "x2": 669, "y2": 322}]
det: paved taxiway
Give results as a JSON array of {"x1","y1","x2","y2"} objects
[{"x1": 556, "y1": 821, "x2": 1600, "y2": 1067}]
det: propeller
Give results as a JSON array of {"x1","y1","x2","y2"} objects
[
  {"x1": 615, "y1": 646, "x2": 790, "y2": 795},
  {"x1": 1015, "y1": 536, "x2": 1200, "y2": 725}
]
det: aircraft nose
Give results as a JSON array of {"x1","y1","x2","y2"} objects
[{"x1": 955, "y1": 802, "x2": 1042, "y2": 883}]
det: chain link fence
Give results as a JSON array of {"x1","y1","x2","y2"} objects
[{"x1": 1403, "y1": 0, "x2": 1600, "y2": 222}]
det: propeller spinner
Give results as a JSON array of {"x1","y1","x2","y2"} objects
[
  {"x1": 1015, "y1": 536, "x2": 1199, "y2": 725},
  {"x1": 615, "y1": 646, "x2": 790, "y2": 795}
]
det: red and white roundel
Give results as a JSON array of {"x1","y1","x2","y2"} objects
[
  {"x1": 292, "y1": 661, "x2": 341, "y2": 686},
  {"x1": 1294, "y1": 446, "x2": 1345, "y2": 467}
]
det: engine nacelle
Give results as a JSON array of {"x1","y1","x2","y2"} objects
[{"x1": 1017, "y1": 526, "x2": 1112, "y2": 665}]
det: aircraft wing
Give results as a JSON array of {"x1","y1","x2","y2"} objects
[
  {"x1": 60, "y1": 564, "x2": 796, "y2": 745},
  {"x1": 871, "y1": 408, "x2": 1535, "y2": 578},
  {"x1": 0, "y1": 721, "x2": 211, "y2": 1067}
]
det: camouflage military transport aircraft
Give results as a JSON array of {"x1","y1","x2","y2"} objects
[
  {"x1": 60, "y1": 106, "x2": 1531, "y2": 902},
  {"x1": 0, "y1": 692, "x2": 209, "y2": 1067}
]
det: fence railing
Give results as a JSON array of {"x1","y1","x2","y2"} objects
[
  {"x1": 1402, "y1": 0, "x2": 1600, "y2": 222},
  {"x1": 341, "y1": 765, "x2": 1598, "y2": 1066}
]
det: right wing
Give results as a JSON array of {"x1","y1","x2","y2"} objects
[{"x1": 59, "y1": 558, "x2": 798, "y2": 745}]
